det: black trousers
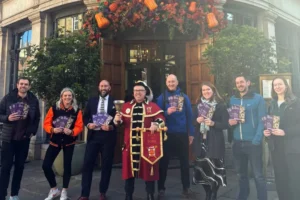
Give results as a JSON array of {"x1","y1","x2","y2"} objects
[
  {"x1": 158, "y1": 133, "x2": 190, "y2": 191},
  {"x1": 81, "y1": 132, "x2": 116, "y2": 197},
  {"x1": 270, "y1": 145, "x2": 291, "y2": 200},
  {"x1": 286, "y1": 153, "x2": 300, "y2": 200},
  {"x1": 125, "y1": 178, "x2": 155, "y2": 194},
  {"x1": 0, "y1": 139, "x2": 30, "y2": 200},
  {"x1": 42, "y1": 144, "x2": 75, "y2": 189}
]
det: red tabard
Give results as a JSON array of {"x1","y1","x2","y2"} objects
[{"x1": 120, "y1": 101, "x2": 165, "y2": 181}]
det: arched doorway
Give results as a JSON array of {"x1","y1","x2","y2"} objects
[{"x1": 99, "y1": 37, "x2": 214, "y2": 164}]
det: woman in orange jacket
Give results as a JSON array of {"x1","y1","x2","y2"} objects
[{"x1": 42, "y1": 87, "x2": 83, "y2": 200}]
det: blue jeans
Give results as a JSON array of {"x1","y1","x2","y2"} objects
[{"x1": 232, "y1": 141, "x2": 267, "y2": 200}]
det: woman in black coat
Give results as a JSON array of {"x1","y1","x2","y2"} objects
[
  {"x1": 263, "y1": 77, "x2": 300, "y2": 200},
  {"x1": 192, "y1": 82, "x2": 229, "y2": 200}
]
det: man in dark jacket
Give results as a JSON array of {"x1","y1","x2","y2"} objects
[
  {"x1": 156, "y1": 74, "x2": 194, "y2": 199},
  {"x1": 78, "y1": 80, "x2": 117, "y2": 200},
  {"x1": 0, "y1": 77, "x2": 40, "y2": 200}
]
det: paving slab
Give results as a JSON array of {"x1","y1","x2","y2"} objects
[{"x1": 1, "y1": 160, "x2": 278, "y2": 200}]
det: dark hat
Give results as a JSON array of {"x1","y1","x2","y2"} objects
[{"x1": 134, "y1": 81, "x2": 150, "y2": 95}]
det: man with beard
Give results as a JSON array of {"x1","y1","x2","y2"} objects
[
  {"x1": 156, "y1": 74, "x2": 194, "y2": 199},
  {"x1": 229, "y1": 75, "x2": 267, "y2": 200},
  {"x1": 78, "y1": 80, "x2": 117, "y2": 200},
  {"x1": 0, "y1": 77, "x2": 40, "y2": 200}
]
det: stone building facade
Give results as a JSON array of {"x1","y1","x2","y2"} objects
[{"x1": 1, "y1": 0, "x2": 300, "y2": 160}]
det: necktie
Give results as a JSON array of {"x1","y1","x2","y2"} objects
[{"x1": 100, "y1": 97, "x2": 105, "y2": 113}]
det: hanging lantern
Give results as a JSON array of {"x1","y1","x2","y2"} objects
[
  {"x1": 189, "y1": 1, "x2": 197, "y2": 13},
  {"x1": 207, "y1": 12, "x2": 219, "y2": 28},
  {"x1": 144, "y1": 0, "x2": 158, "y2": 11},
  {"x1": 95, "y1": 12, "x2": 110, "y2": 29}
]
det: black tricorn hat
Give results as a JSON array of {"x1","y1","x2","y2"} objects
[{"x1": 134, "y1": 80, "x2": 150, "y2": 95}]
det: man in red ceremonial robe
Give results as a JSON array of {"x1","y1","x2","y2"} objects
[{"x1": 114, "y1": 81, "x2": 165, "y2": 200}]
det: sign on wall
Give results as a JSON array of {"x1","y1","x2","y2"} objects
[{"x1": 259, "y1": 73, "x2": 292, "y2": 99}]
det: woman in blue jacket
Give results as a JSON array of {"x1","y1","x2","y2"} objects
[
  {"x1": 264, "y1": 77, "x2": 300, "y2": 200},
  {"x1": 193, "y1": 82, "x2": 229, "y2": 200}
]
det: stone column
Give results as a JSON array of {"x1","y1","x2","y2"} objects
[
  {"x1": 0, "y1": 28, "x2": 7, "y2": 99},
  {"x1": 288, "y1": 26, "x2": 300, "y2": 96},
  {"x1": 0, "y1": 27, "x2": 12, "y2": 99},
  {"x1": 28, "y1": 12, "x2": 46, "y2": 45},
  {"x1": 27, "y1": 12, "x2": 47, "y2": 160},
  {"x1": 258, "y1": 11, "x2": 278, "y2": 62},
  {"x1": 83, "y1": 0, "x2": 99, "y2": 9},
  {"x1": 215, "y1": 0, "x2": 227, "y2": 12}
]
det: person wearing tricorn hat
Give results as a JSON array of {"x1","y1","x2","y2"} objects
[{"x1": 114, "y1": 81, "x2": 165, "y2": 200}]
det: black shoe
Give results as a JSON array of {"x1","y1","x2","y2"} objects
[
  {"x1": 205, "y1": 192, "x2": 212, "y2": 200},
  {"x1": 125, "y1": 194, "x2": 133, "y2": 200},
  {"x1": 211, "y1": 192, "x2": 217, "y2": 200},
  {"x1": 182, "y1": 188, "x2": 196, "y2": 198},
  {"x1": 211, "y1": 184, "x2": 219, "y2": 200},
  {"x1": 157, "y1": 190, "x2": 165, "y2": 199},
  {"x1": 147, "y1": 193, "x2": 154, "y2": 200}
]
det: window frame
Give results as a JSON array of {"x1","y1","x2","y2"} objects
[
  {"x1": 55, "y1": 13, "x2": 83, "y2": 36},
  {"x1": 224, "y1": 9, "x2": 258, "y2": 27}
]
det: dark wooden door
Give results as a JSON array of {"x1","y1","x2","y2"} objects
[
  {"x1": 100, "y1": 38, "x2": 125, "y2": 164},
  {"x1": 186, "y1": 39, "x2": 214, "y2": 160},
  {"x1": 186, "y1": 39, "x2": 214, "y2": 105}
]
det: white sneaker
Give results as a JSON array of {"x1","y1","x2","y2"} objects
[
  {"x1": 45, "y1": 188, "x2": 61, "y2": 200},
  {"x1": 9, "y1": 196, "x2": 20, "y2": 200},
  {"x1": 60, "y1": 190, "x2": 68, "y2": 200}
]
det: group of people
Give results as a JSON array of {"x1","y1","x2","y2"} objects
[{"x1": 0, "y1": 74, "x2": 299, "y2": 200}]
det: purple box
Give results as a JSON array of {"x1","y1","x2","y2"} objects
[
  {"x1": 197, "y1": 103, "x2": 211, "y2": 118},
  {"x1": 228, "y1": 107, "x2": 239, "y2": 120},
  {"x1": 168, "y1": 96, "x2": 178, "y2": 108},
  {"x1": 93, "y1": 113, "x2": 113, "y2": 126},
  {"x1": 9, "y1": 102, "x2": 29, "y2": 118},
  {"x1": 262, "y1": 115, "x2": 280, "y2": 130},
  {"x1": 53, "y1": 116, "x2": 69, "y2": 128},
  {"x1": 228, "y1": 105, "x2": 245, "y2": 122}
]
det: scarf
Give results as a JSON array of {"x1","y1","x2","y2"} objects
[{"x1": 199, "y1": 97, "x2": 217, "y2": 135}]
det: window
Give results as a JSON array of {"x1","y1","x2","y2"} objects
[
  {"x1": 18, "y1": 30, "x2": 32, "y2": 76},
  {"x1": 9, "y1": 29, "x2": 32, "y2": 90},
  {"x1": 225, "y1": 12, "x2": 257, "y2": 27},
  {"x1": 57, "y1": 14, "x2": 83, "y2": 35}
]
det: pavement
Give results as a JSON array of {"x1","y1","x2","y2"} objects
[{"x1": 2, "y1": 159, "x2": 278, "y2": 200}]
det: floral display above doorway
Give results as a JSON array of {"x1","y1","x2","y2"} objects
[{"x1": 83, "y1": 0, "x2": 226, "y2": 44}]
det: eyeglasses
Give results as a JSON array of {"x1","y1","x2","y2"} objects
[{"x1": 134, "y1": 90, "x2": 146, "y2": 93}]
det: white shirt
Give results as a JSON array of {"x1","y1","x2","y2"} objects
[
  {"x1": 97, "y1": 95, "x2": 109, "y2": 114},
  {"x1": 93, "y1": 95, "x2": 109, "y2": 130}
]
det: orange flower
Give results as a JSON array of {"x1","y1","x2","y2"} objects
[{"x1": 90, "y1": 41, "x2": 97, "y2": 47}]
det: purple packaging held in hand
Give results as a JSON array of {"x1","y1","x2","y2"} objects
[
  {"x1": 53, "y1": 116, "x2": 69, "y2": 128},
  {"x1": 197, "y1": 103, "x2": 212, "y2": 118},
  {"x1": 93, "y1": 113, "x2": 113, "y2": 126}
]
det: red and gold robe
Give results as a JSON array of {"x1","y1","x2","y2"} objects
[{"x1": 120, "y1": 100, "x2": 165, "y2": 181}]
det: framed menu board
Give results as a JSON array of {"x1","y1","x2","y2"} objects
[{"x1": 259, "y1": 73, "x2": 292, "y2": 99}]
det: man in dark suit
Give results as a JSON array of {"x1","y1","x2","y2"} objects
[{"x1": 78, "y1": 80, "x2": 117, "y2": 200}]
